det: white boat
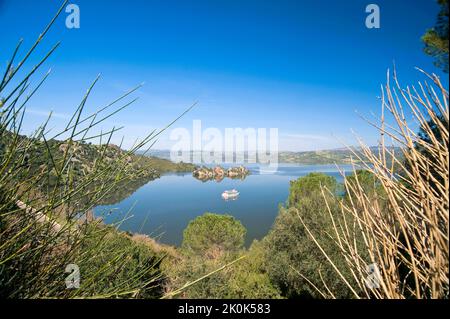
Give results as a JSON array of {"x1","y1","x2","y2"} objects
[{"x1": 221, "y1": 189, "x2": 240, "y2": 200}]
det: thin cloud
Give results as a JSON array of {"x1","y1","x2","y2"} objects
[
  {"x1": 281, "y1": 133, "x2": 334, "y2": 141},
  {"x1": 26, "y1": 109, "x2": 71, "y2": 120}
]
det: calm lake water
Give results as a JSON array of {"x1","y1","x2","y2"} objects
[{"x1": 95, "y1": 164, "x2": 354, "y2": 247}]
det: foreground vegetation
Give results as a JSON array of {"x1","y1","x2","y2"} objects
[{"x1": 0, "y1": 2, "x2": 191, "y2": 298}]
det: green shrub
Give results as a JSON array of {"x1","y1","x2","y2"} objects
[
  {"x1": 288, "y1": 172, "x2": 337, "y2": 206},
  {"x1": 72, "y1": 224, "x2": 165, "y2": 298},
  {"x1": 182, "y1": 213, "x2": 246, "y2": 256},
  {"x1": 164, "y1": 213, "x2": 280, "y2": 298},
  {"x1": 263, "y1": 173, "x2": 355, "y2": 298},
  {"x1": 345, "y1": 169, "x2": 382, "y2": 198},
  {"x1": 224, "y1": 240, "x2": 281, "y2": 299}
]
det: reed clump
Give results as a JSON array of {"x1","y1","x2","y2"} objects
[
  {"x1": 297, "y1": 69, "x2": 449, "y2": 298},
  {"x1": 0, "y1": 1, "x2": 171, "y2": 298}
]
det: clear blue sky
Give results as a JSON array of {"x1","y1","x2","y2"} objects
[{"x1": 0, "y1": 0, "x2": 447, "y2": 151}]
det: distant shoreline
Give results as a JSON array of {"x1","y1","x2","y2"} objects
[{"x1": 137, "y1": 147, "x2": 402, "y2": 166}]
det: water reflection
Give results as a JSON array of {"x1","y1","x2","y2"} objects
[{"x1": 95, "y1": 164, "x2": 355, "y2": 247}]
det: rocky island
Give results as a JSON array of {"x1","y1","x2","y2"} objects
[{"x1": 192, "y1": 165, "x2": 250, "y2": 182}]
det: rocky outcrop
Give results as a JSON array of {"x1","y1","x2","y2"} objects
[{"x1": 193, "y1": 165, "x2": 250, "y2": 182}]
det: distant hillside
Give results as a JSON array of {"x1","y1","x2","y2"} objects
[
  {"x1": 141, "y1": 147, "x2": 403, "y2": 165},
  {"x1": 0, "y1": 131, "x2": 195, "y2": 205},
  {"x1": 279, "y1": 147, "x2": 403, "y2": 165}
]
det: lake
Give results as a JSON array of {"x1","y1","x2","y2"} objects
[{"x1": 94, "y1": 164, "x2": 354, "y2": 247}]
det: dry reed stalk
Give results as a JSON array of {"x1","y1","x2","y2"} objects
[{"x1": 298, "y1": 69, "x2": 449, "y2": 299}]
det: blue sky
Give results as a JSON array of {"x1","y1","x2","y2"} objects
[{"x1": 0, "y1": 0, "x2": 447, "y2": 151}]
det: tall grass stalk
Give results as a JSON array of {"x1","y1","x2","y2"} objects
[
  {"x1": 297, "y1": 69, "x2": 449, "y2": 298},
  {"x1": 0, "y1": 1, "x2": 192, "y2": 298}
]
